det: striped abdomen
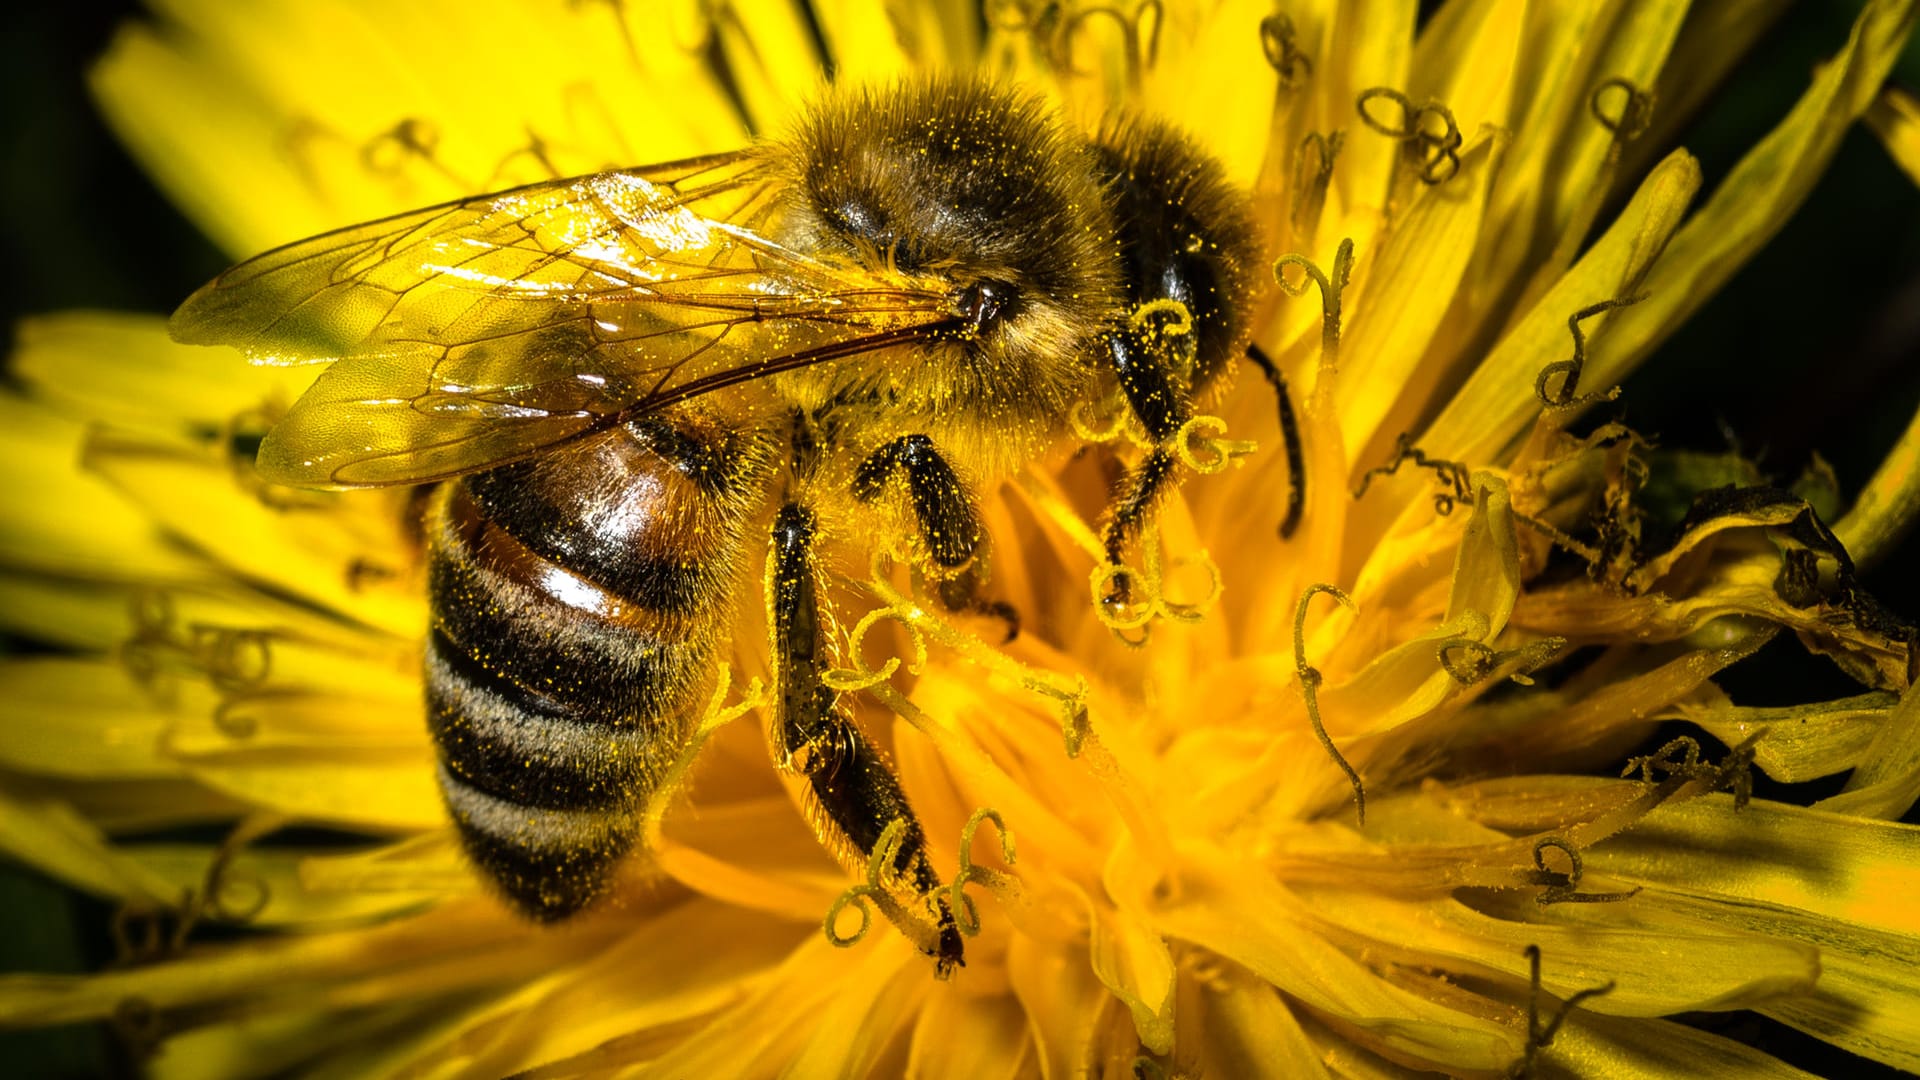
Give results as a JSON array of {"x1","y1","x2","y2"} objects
[{"x1": 425, "y1": 414, "x2": 768, "y2": 919}]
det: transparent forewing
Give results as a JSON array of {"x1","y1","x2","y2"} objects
[
  {"x1": 172, "y1": 152, "x2": 782, "y2": 359},
  {"x1": 169, "y1": 151, "x2": 959, "y2": 488}
]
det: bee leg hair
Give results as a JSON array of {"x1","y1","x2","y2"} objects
[{"x1": 767, "y1": 501, "x2": 965, "y2": 976}]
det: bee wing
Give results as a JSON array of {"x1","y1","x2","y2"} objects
[{"x1": 171, "y1": 151, "x2": 961, "y2": 488}]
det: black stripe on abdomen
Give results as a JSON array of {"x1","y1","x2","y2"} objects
[
  {"x1": 436, "y1": 760, "x2": 635, "y2": 922},
  {"x1": 425, "y1": 494, "x2": 710, "y2": 919},
  {"x1": 426, "y1": 518, "x2": 710, "y2": 725},
  {"x1": 426, "y1": 627, "x2": 678, "y2": 810},
  {"x1": 423, "y1": 418, "x2": 769, "y2": 922}
]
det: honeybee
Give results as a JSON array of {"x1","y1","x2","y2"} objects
[{"x1": 172, "y1": 79, "x2": 1260, "y2": 976}]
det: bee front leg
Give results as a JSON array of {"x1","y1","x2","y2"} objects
[
  {"x1": 1101, "y1": 324, "x2": 1193, "y2": 583},
  {"x1": 767, "y1": 502, "x2": 965, "y2": 976},
  {"x1": 853, "y1": 435, "x2": 1018, "y2": 640},
  {"x1": 851, "y1": 434, "x2": 982, "y2": 572}
]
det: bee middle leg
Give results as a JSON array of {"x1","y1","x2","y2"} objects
[
  {"x1": 767, "y1": 501, "x2": 964, "y2": 975},
  {"x1": 853, "y1": 434, "x2": 1018, "y2": 640}
]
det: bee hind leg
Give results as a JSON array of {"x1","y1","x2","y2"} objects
[{"x1": 767, "y1": 501, "x2": 965, "y2": 976}]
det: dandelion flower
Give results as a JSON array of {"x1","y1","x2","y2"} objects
[{"x1": 4, "y1": 1, "x2": 1920, "y2": 1077}]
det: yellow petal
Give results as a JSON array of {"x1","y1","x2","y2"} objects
[
  {"x1": 1311, "y1": 890, "x2": 1818, "y2": 1017},
  {"x1": 1319, "y1": 0, "x2": 1416, "y2": 219},
  {"x1": 95, "y1": 0, "x2": 745, "y2": 259},
  {"x1": 1422, "y1": 148, "x2": 1699, "y2": 465},
  {"x1": 150, "y1": 1005, "x2": 437, "y2": 1080},
  {"x1": 386, "y1": 901, "x2": 801, "y2": 1077},
  {"x1": 639, "y1": 934, "x2": 903, "y2": 1077},
  {"x1": 82, "y1": 428, "x2": 424, "y2": 637},
  {"x1": 1148, "y1": 0, "x2": 1280, "y2": 186},
  {"x1": 906, "y1": 982, "x2": 1033, "y2": 1080},
  {"x1": 1588, "y1": 0, "x2": 1920, "y2": 391},
  {"x1": 1762, "y1": 927, "x2": 1920, "y2": 1074},
  {"x1": 1142, "y1": 845, "x2": 1519, "y2": 1072},
  {"x1": 0, "y1": 575, "x2": 152, "y2": 650},
  {"x1": 0, "y1": 658, "x2": 186, "y2": 780},
  {"x1": 784, "y1": 937, "x2": 928, "y2": 1080},
  {"x1": 1815, "y1": 685, "x2": 1920, "y2": 820},
  {"x1": 714, "y1": 0, "x2": 827, "y2": 135},
  {"x1": 1087, "y1": 884, "x2": 1175, "y2": 1054},
  {"x1": 0, "y1": 397, "x2": 211, "y2": 584},
  {"x1": 1007, "y1": 930, "x2": 1111, "y2": 1080},
  {"x1": 1442, "y1": 481, "x2": 1521, "y2": 629},
  {"x1": 169, "y1": 744, "x2": 442, "y2": 831},
  {"x1": 0, "y1": 899, "x2": 600, "y2": 1028},
  {"x1": 1314, "y1": 611, "x2": 1485, "y2": 738},
  {"x1": 1486, "y1": 0, "x2": 1688, "y2": 276},
  {"x1": 1338, "y1": 132, "x2": 1504, "y2": 467},
  {"x1": 1622, "y1": 0, "x2": 1793, "y2": 179},
  {"x1": 0, "y1": 788, "x2": 177, "y2": 902},
  {"x1": 1408, "y1": 0, "x2": 1523, "y2": 139},
  {"x1": 656, "y1": 793, "x2": 845, "y2": 920},
  {"x1": 1548, "y1": 1012, "x2": 1825, "y2": 1079},
  {"x1": 809, "y1": 0, "x2": 940, "y2": 82},
  {"x1": 1454, "y1": 635, "x2": 1767, "y2": 766},
  {"x1": 49, "y1": 778, "x2": 247, "y2": 834},
  {"x1": 1589, "y1": 795, "x2": 1920, "y2": 938},
  {"x1": 1867, "y1": 85, "x2": 1920, "y2": 186},
  {"x1": 14, "y1": 312, "x2": 310, "y2": 432},
  {"x1": 294, "y1": 835, "x2": 472, "y2": 906},
  {"x1": 1588, "y1": 808, "x2": 1920, "y2": 1074},
  {"x1": 1312, "y1": 483, "x2": 1521, "y2": 735},
  {"x1": 163, "y1": 675, "x2": 420, "y2": 752},
  {"x1": 1672, "y1": 687, "x2": 1891, "y2": 784},
  {"x1": 119, "y1": 843, "x2": 437, "y2": 929},
  {"x1": 90, "y1": 22, "x2": 330, "y2": 257},
  {"x1": 1176, "y1": 958, "x2": 1330, "y2": 1079}
]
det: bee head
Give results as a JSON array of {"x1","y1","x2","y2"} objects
[
  {"x1": 1091, "y1": 118, "x2": 1263, "y2": 400},
  {"x1": 775, "y1": 79, "x2": 1121, "y2": 424}
]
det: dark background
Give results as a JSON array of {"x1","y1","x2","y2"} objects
[{"x1": 2, "y1": 2, "x2": 1918, "y2": 1076}]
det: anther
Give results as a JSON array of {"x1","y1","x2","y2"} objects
[
  {"x1": 1621, "y1": 733, "x2": 1758, "y2": 811},
  {"x1": 1590, "y1": 77, "x2": 1655, "y2": 142},
  {"x1": 1259, "y1": 13, "x2": 1312, "y2": 87},
  {"x1": 1357, "y1": 87, "x2": 1463, "y2": 184},
  {"x1": 1290, "y1": 131, "x2": 1344, "y2": 238},
  {"x1": 1510, "y1": 945, "x2": 1616, "y2": 1078},
  {"x1": 1352, "y1": 433, "x2": 1472, "y2": 514},
  {"x1": 1535, "y1": 294, "x2": 1648, "y2": 409},
  {"x1": 1273, "y1": 238, "x2": 1354, "y2": 377},
  {"x1": 1294, "y1": 583, "x2": 1366, "y2": 824},
  {"x1": 1528, "y1": 837, "x2": 1640, "y2": 905},
  {"x1": 947, "y1": 808, "x2": 1018, "y2": 937}
]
